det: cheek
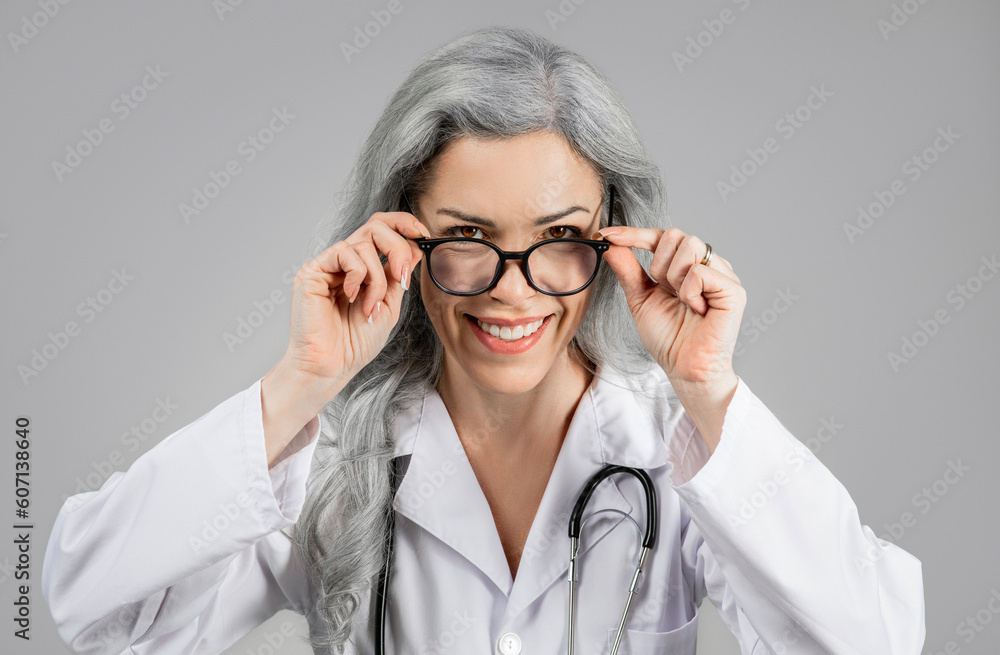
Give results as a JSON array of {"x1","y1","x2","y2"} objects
[
  {"x1": 561, "y1": 290, "x2": 594, "y2": 324},
  {"x1": 419, "y1": 279, "x2": 460, "y2": 335}
]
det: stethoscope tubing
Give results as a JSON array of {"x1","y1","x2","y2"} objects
[{"x1": 567, "y1": 465, "x2": 657, "y2": 655}]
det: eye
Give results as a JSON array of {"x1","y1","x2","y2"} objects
[
  {"x1": 545, "y1": 225, "x2": 582, "y2": 239},
  {"x1": 445, "y1": 225, "x2": 487, "y2": 239}
]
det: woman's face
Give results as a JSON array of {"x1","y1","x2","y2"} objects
[{"x1": 414, "y1": 130, "x2": 605, "y2": 395}]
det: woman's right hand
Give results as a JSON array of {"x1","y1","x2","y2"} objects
[{"x1": 279, "y1": 211, "x2": 431, "y2": 394}]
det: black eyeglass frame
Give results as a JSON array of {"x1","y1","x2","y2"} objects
[{"x1": 411, "y1": 184, "x2": 619, "y2": 297}]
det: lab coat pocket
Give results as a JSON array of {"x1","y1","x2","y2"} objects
[{"x1": 606, "y1": 612, "x2": 698, "y2": 654}]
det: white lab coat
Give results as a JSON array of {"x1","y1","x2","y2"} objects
[{"x1": 42, "y1": 363, "x2": 925, "y2": 654}]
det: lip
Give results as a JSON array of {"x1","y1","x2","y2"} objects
[
  {"x1": 468, "y1": 314, "x2": 550, "y2": 327},
  {"x1": 465, "y1": 313, "x2": 553, "y2": 355}
]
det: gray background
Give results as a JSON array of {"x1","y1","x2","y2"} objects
[{"x1": 2, "y1": 0, "x2": 998, "y2": 653}]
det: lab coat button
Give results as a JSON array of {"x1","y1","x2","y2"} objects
[{"x1": 497, "y1": 631, "x2": 522, "y2": 655}]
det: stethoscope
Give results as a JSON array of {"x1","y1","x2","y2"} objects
[{"x1": 374, "y1": 461, "x2": 657, "y2": 655}]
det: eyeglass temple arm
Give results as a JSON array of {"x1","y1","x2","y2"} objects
[{"x1": 607, "y1": 183, "x2": 617, "y2": 228}]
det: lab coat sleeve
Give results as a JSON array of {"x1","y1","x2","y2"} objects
[
  {"x1": 41, "y1": 376, "x2": 323, "y2": 654},
  {"x1": 665, "y1": 376, "x2": 926, "y2": 654}
]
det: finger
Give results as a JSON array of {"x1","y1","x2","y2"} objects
[
  {"x1": 648, "y1": 227, "x2": 687, "y2": 294},
  {"x1": 600, "y1": 242, "x2": 656, "y2": 313},
  {"x1": 378, "y1": 253, "x2": 409, "y2": 323},
  {"x1": 353, "y1": 212, "x2": 430, "y2": 262},
  {"x1": 366, "y1": 220, "x2": 425, "y2": 285},
  {"x1": 372, "y1": 211, "x2": 433, "y2": 241},
  {"x1": 692, "y1": 245, "x2": 740, "y2": 286},
  {"x1": 597, "y1": 225, "x2": 666, "y2": 254},
  {"x1": 308, "y1": 241, "x2": 368, "y2": 302},
  {"x1": 665, "y1": 234, "x2": 707, "y2": 296},
  {"x1": 677, "y1": 260, "x2": 747, "y2": 317},
  {"x1": 352, "y1": 241, "x2": 388, "y2": 320},
  {"x1": 712, "y1": 254, "x2": 740, "y2": 284}
]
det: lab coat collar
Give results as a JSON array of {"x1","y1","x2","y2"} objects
[{"x1": 390, "y1": 362, "x2": 672, "y2": 621}]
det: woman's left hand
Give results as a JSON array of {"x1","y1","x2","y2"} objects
[{"x1": 596, "y1": 225, "x2": 745, "y2": 410}]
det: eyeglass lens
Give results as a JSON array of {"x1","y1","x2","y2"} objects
[{"x1": 430, "y1": 240, "x2": 598, "y2": 294}]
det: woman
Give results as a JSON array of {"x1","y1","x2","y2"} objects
[{"x1": 43, "y1": 26, "x2": 924, "y2": 654}]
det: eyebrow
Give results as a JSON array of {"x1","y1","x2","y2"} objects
[{"x1": 435, "y1": 205, "x2": 591, "y2": 228}]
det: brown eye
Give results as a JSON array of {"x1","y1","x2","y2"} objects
[
  {"x1": 445, "y1": 226, "x2": 486, "y2": 239},
  {"x1": 546, "y1": 226, "x2": 581, "y2": 239}
]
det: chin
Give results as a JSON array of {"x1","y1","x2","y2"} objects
[{"x1": 460, "y1": 360, "x2": 551, "y2": 396}]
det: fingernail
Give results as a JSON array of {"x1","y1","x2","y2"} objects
[
  {"x1": 599, "y1": 227, "x2": 623, "y2": 237},
  {"x1": 401, "y1": 266, "x2": 409, "y2": 290},
  {"x1": 376, "y1": 301, "x2": 381, "y2": 317},
  {"x1": 367, "y1": 310, "x2": 373, "y2": 324}
]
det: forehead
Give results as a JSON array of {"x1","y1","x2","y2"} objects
[{"x1": 421, "y1": 132, "x2": 603, "y2": 225}]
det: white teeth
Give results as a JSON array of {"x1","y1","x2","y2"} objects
[{"x1": 476, "y1": 317, "x2": 546, "y2": 341}]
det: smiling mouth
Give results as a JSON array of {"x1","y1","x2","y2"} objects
[{"x1": 465, "y1": 314, "x2": 549, "y2": 342}]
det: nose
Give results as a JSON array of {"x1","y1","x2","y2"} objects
[{"x1": 487, "y1": 258, "x2": 535, "y2": 304}]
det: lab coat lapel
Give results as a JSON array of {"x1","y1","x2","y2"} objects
[
  {"x1": 390, "y1": 363, "x2": 672, "y2": 618},
  {"x1": 392, "y1": 383, "x2": 515, "y2": 596},
  {"x1": 503, "y1": 364, "x2": 672, "y2": 623}
]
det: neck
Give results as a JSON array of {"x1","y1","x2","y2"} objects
[{"x1": 436, "y1": 348, "x2": 595, "y2": 462}]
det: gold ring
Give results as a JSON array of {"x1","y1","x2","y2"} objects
[{"x1": 700, "y1": 243, "x2": 713, "y2": 267}]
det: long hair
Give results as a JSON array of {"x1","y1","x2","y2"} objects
[{"x1": 287, "y1": 25, "x2": 668, "y2": 653}]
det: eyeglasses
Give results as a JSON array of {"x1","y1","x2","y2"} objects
[{"x1": 412, "y1": 184, "x2": 618, "y2": 296}]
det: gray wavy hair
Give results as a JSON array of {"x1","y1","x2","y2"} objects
[{"x1": 286, "y1": 25, "x2": 668, "y2": 653}]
